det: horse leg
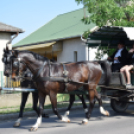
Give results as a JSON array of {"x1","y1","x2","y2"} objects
[
  {"x1": 77, "y1": 94, "x2": 88, "y2": 114},
  {"x1": 30, "y1": 93, "x2": 46, "y2": 131},
  {"x1": 13, "y1": 92, "x2": 29, "y2": 127},
  {"x1": 32, "y1": 92, "x2": 39, "y2": 116},
  {"x1": 49, "y1": 91, "x2": 70, "y2": 122},
  {"x1": 63, "y1": 94, "x2": 75, "y2": 117},
  {"x1": 82, "y1": 89, "x2": 95, "y2": 124},
  {"x1": 32, "y1": 92, "x2": 49, "y2": 118},
  {"x1": 95, "y1": 90, "x2": 109, "y2": 116}
]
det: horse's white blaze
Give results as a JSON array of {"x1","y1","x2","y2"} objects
[
  {"x1": 82, "y1": 118, "x2": 88, "y2": 123},
  {"x1": 84, "y1": 108, "x2": 88, "y2": 113},
  {"x1": 64, "y1": 111, "x2": 70, "y2": 116},
  {"x1": 32, "y1": 116, "x2": 42, "y2": 128},
  {"x1": 100, "y1": 106, "x2": 107, "y2": 115},
  {"x1": 15, "y1": 118, "x2": 22, "y2": 123}
]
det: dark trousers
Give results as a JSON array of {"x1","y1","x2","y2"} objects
[{"x1": 112, "y1": 63, "x2": 123, "y2": 72}]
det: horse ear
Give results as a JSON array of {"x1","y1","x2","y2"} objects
[{"x1": 6, "y1": 46, "x2": 9, "y2": 51}]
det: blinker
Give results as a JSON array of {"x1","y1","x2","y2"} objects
[{"x1": 2, "y1": 56, "x2": 12, "y2": 63}]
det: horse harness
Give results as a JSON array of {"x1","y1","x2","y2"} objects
[
  {"x1": 34, "y1": 60, "x2": 70, "y2": 92},
  {"x1": 4, "y1": 55, "x2": 96, "y2": 92},
  {"x1": 33, "y1": 60, "x2": 97, "y2": 92}
]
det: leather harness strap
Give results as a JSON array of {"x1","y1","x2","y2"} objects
[{"x1": 62, "y1": 63, "x2": 69, "y2": 92}]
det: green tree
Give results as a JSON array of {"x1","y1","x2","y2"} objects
[
  {"x1": 76, "y1": 0, "x2": 134, "y2": 27},
  {"x1": 75, "y1": 0, "x2": 134, "y2": 59}
]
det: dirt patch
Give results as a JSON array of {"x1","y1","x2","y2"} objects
[{"x1": 0, "y1": 93, "x2": 51, "y2": 109}]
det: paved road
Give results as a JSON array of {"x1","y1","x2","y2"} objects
[{"x1": 0, "y1": 105, "x2": 134, "y2": 134}]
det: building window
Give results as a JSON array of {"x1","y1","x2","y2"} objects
[{"x1": 74, "y1": 51, "x2": 77, "y2": 62}]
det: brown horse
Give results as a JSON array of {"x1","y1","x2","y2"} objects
[
  {"x1": 2, "y1": 48, "x2": 88, "y2": 126},
  {"x1": 10, "y1": 50, "x2": 110, "y2": 131}
]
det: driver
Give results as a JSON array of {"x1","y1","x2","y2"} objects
[{"x1": 107, "y1": 40, "x2": 128, "y2": 72}]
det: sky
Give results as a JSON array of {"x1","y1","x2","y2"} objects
[{"x1": 0, "y1": 0, "x2": 83, "y2": 44}]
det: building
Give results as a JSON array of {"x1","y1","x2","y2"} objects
[
  {"x1": 0, "y1": 22, "x2": 24, "y2": 87},
  {"x1": 13, "y1": 8, "x2": 97, "y2": 63}
]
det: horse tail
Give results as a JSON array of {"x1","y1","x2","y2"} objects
[{"x1": 98, "y1": 61, "x2": 111, "y2": 85}]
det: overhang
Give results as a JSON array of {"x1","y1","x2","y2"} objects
[
  {"x1": 87, "y1": 26, "x2": 134, "y2": 47},
  {"x1": 15, "y1": 42, "x2": 56, "y2": 50}
]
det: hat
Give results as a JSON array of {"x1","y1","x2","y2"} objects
[{"x1": 118, "y1": 40, "x2": 125, "y2": 45}]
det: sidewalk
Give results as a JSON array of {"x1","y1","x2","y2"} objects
[{"x1": 0, "y1": 99, "x2": 110, "y2": 121}]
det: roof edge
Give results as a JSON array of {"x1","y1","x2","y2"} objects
[{"x1": 13, "y1": 35, "x2": 81, "y2": 48}]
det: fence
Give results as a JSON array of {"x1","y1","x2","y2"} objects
[
  {"x1": 0, "y1": 72, "x2": 76, "y2": 114},
  {"x1": 0, "y1": 71, "x2": 20, "y2": 94}
]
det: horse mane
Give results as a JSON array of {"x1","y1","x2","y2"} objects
[{"x1": 18, "y1": 50, "x2": 48, "y2": 62}]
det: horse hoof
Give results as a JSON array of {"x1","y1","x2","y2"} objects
[
  {"x1": 61, "y1": 116, "x2": 70, "y2": 123},
  {"x1": 42, "y1": 113, "x2": 49, "y2": 118},
  {"x1": 106, "y1": 111, "x2": 110, "y2": 116},
  {"x1": 82, "y1": 119, "x2": 88, "y2": 125},
  {"x1": 13, "y1": 122, "x2": 20, "y2": 127},
  {"x1": 29, "y1": 127, "x2": 38, "y2": 132}
]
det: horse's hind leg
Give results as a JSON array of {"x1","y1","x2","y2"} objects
[
  {"x1": 95, "y1": 90, "x2": 109, "y2": 116},
  {"x1": 13, "y1": 92, "x2": 29, "y2": 127},
  {"x1": 82, "y1": 89, "x2": 95, "y2": 124},
  {"x1": 64, "y1": 94, "x2": 75, "y2": 117},
  {"x1": 49, "y1": 91, "x2": 70, "y2": 122},
  {"x1": 77, "y1": 94, "x2": 88, "y2": 114},
  {"x1": 63, "y1": 94, "x2": 88, "y2": 120}
]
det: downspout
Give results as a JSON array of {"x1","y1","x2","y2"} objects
[{"x1": 6, "y1": 32, "x2": 19, "y2": 49}]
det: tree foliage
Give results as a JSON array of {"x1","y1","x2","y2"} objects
[
  {"x1": 76, "y1": 0, "x2": 134, "y2": 27},
  {"x1": 75, "y1": 0, "x2": 134, "y2": 59}
]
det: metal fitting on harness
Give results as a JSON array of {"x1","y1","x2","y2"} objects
[{"x1": 63, "y1": 70, "x2": 69, "y2": 76}]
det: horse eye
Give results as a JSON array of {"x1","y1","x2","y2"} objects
[{"x1": 13, "y1": 62, "x2": 19, "y2": 67}]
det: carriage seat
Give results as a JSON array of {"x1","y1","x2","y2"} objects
[{"x1": 99, "y1": 71, "x2": 134, "y2": 90}]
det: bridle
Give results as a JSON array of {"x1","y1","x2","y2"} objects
[{"x1": 2, "y1": 53, "x2": 28, "y2": 80}]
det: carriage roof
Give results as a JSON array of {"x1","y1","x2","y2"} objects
[{"x1": 86, "y1": 26, "x2": 134, "y2": 47}]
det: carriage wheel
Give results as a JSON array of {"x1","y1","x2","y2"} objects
[{"x1": 110, "y1": 99, "x2": 129, "y2": 113}]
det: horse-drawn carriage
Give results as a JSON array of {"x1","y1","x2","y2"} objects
[
  {"x1": 87, "y1": 26, "x2": 134, "y2": 113},
  {"x1": 1, "y1": 26, "x2": 134, "y2": 131}
]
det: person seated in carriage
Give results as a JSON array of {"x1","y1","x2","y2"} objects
[
  {"x1": 120, "y1": 44, "x2": 134, "y2": 88},
  {"x1": 107, "y1": 40, "x2": 128, "y2": 72}
]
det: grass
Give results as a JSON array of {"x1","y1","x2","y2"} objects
[
  {"x1": 0, "y1": 87, "x2": 101, "y2": 115},
  {"x1": 0, "y1": 102, "x2": 86, "y2": 115}
]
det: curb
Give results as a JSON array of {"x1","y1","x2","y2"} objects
[{"x1": 0, "y1": 101, "x2": 110, "y2": 121}]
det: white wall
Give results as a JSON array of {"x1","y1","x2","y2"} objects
[
  {"x1": 57, "y1": 38, "x2": 97, "y2": 63},
  {"x1": 86, "y1": 47, "x2": 98, "y2": 61},
  {"x1": 57, "y1": 38, "x2": 87, "y2": 63},
  {"x1": 0, "y1": 33, "x2": 11, "y2": 71}
]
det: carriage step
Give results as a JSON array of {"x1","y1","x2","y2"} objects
[{"x1": 126, "y1": 86, "x2": 134, "y2": 90}]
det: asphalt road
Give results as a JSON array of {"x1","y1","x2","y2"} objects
[{"x1": 0, "y1": 105, "x2": 134, "y2": 134}]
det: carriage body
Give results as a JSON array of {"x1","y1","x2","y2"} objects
[{"x1": 86, "y1": 26, "x2": 134, "y2": 113}]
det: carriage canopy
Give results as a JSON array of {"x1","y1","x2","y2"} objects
[{"x1": 86, "y1": 26, "x2": 134, "y2": 47}]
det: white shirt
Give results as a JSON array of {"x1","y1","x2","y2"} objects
[{"x1": 114, "y1": 48, "x2": 123, "y2": 63}]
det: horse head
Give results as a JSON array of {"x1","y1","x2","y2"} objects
[
  {"x1": 10, "y1": 50, "x2": 48, "y2": 81},
  {"x1": 2, "y1": 47, "x2": 13, "y2": 77}
]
